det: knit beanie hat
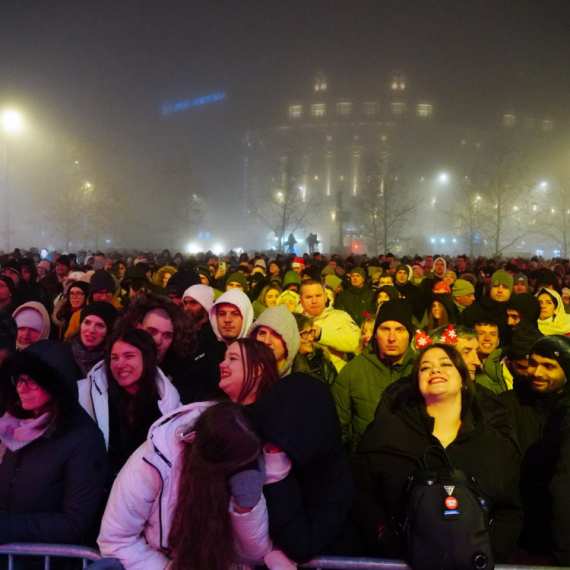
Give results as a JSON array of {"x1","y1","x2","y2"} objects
[
  {"x1": 301, "y1": 266, "x2": 321, "y2": 281},
  {"x1": 507, "y1": 293, "x2": 541, "y2": 324},
  {"x1": 283, "y1": 270, "x2": 302, "y2": 289},
  {"x1": 531, "y1": 335, "x2": 570, "y2": 379},
  {"x1": 225, "y1": 272, "x2": 249, "y2": 292},
  {"x1": 254, "y1": 259, "x2": 267, "y2": 270},
  {"x1": 248, "y1": 305, "x2": 300, "y2": 377},
  {"x1": 373, "y1": 298, "x2": 414, "y2": 339},
  {"x1": 0, "y1": 276, "x2": 15, "y2": 296},
  {"x1": 0, "y1": 311, "x2": 17, "y2": 351},
  {"x1": 276, "y1": 290, "x2": 300, "y2": 310},
  {"x1": 89, "y1": 269, "x2": 115, "y2": 295},
  {"x1": 491, "y1": 270, "x2": 513, "y2": 292},
  {"x1": 55, "y1": 255, "x2": 71, "y2": 268},
  {"x1": 194, "y1": 265, "x2": 212, "y2": 285},
  {"x1": 377, "y1": 285, "x2": 400, "y2": 302},
  {"x1": 37, "y1": 260, "x2": 51, "y2": 273},
  {"x1": 452, "y1": 279, "x2": 475, "y2": 298},
  {"x1": 79, "y1": 301, "x2": 119, "y2": 332},
  {"x1": 292, "y1": 257, "x2": 304, "y2": 269},
  {"x1": 183, "y1": 284, "x2": 215, "y2": 312},
  {"x1": 509, "y1": 320, "x2": 543, "y2": 361},
  {"x1": 433, "y1": 282, "x2": 451, "y2": 295},
  {"x1": 395, "y1": 264, "x2": 408, "y2": 277},
  {"x1": 321, "y1": 266, "x2": 335, "y2": 276},
  {"x1": 14, "y1": 308, "x2": 44, "y2": 332},
  {"x1": 351, "y1": 267, "x2": 366, "y2": 278},
  {"x1": 513, "y1": 272, "x2": 529, "y2": 287},
  {"x1": 324, "y1": 274, "x2": 342, "y2": 291},
  {"x1": 67, "y1": 281, "x2": 90, "y2": 299}
]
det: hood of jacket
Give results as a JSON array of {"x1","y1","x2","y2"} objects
[
  {"x1": 13, "y1": 301, "x2": 51, "y2": 348},
  {"x1": 209, "y1": 288, "x2": 254, "y2": 343},
  {"x1": 507, "y1": 293, "x2": 541, "y2": 324},
  {"x1": 248, "y1": 305, "x2": 300, "y2": 377}
]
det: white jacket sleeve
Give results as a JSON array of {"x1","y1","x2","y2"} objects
[
  {"x1": 319, "y1": 310, "x2": 361, "y2": 354},
  {"x1": 230, "y1": 495, "x2": 272, "y2": 561},
  {"x1": 98, "y1": 445, "x2": 170, "y2": 570}
]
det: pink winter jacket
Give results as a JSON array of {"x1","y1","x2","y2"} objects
[{"x1": 98, "y1": 402, "x2": 292, "y2": 570}]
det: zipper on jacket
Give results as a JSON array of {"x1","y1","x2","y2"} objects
[{"x1": 142, "y1": 457, "x2": 172, "y2": 556}]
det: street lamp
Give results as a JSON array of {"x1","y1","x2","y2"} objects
[{"x1": 1, "y1": 109, "x2": 24, "y2": 253}]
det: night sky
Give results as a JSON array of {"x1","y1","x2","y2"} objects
[{"x1": 2, "y1": 0, "x2": 570, "y2": 245}]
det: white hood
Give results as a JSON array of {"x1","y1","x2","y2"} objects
[{"x1": 209, "y1": 288, "x2": 254, "y2": 343}]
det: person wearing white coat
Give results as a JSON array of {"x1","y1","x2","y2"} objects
[
  {"x1": 96, "y1": 401, "x2": 295, "y2": 570},
  {"x1": 78, "y1": 329, "x2": 181, "y2": 479}
]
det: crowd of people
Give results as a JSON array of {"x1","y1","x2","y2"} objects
[{"x1": 1, "y1": 246, "x2": 570, "y2": 568}]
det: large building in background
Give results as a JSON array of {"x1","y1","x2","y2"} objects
[{"x1": 242, "y1": 72, "x2": 560, "y2": 256}]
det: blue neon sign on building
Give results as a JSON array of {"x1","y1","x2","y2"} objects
[{"x1": 162, "y1": 92, "x2": 226, "y2": 116}]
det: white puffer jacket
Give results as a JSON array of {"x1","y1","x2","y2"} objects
[
  {"x1": 98, "y1": 402, "x2": 293, "y2": 570},
  {"x1": 77, "y1": 360, "x2": 181, "y2": 449}
]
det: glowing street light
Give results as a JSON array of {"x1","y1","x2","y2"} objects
[
  {"x1": 540, "y1": 181, "x2": 548, "y2": 189},
  {"x1": 1, "y1": 110, "x2": 24, "y2": 133},
  {"x1": 438, "y1": 172, "x2": 449, "y2": 184}
]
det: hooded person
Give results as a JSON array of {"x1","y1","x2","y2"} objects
[
  {"x1": 248, "y1": 305, "x2": 300, "y2": 377},
  {"x1": 153, "y1": 265, "x2": 177, "y2": 292},
  {"x1": 0, "y1": 340, "x2": 107, "y2": 546},
  {"x1": 64, "y1": 269, "x2": 122, "y2": 340},
  {"x1": 535, "y1": 287, "x2": 570, "y2": 336},
  {"x1": 12, "y1": 301, "x2": 51, "y2": 351},
  {"x1": 459, "y1": 270, "x2": 512, "y2": 341},
  {"x1": 331, "y1": 298, "x2": 416, "y2": 453},
  {"x1": 70, "y1": 302, "x2": 119, "y2": 378},
  {"x1": 506, "y1": 293, "x2": 541, "y2": 331},
  {"x1": 276, "y1": 289, "x2": 301, "y2": 313},
  {"x1": 209, "y1": 288, "x2": 254, "y2": 346}
]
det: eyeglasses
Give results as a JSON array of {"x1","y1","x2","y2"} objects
[
  {"x1": 69, "y1": 291, "x2": 85, "y2": 298},
  {"x1": 12, "y1": 376, "x2": 40, "y2": 390},
  {"x1": 300, "y1": 329, "x2": 317, "y2": 340}
]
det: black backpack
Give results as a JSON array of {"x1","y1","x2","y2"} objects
[{"x1": 403, "y1": 446, "x2": 494, "y2": 570}]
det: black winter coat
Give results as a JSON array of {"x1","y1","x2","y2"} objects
[
  {"x1": 500, "y1": 382, "x2": 570, "y2": 553},
  {"x1": 0, "y1": 408, "x2": 108, "y2": 544},
  {"x1": 353, "y1": 393, "x2": 522, "y2": 562},
  {"x1": 252, "y1": 372, "x2": 356, "y2": 563}
]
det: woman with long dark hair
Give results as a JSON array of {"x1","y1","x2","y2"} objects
[
  {"x1": 96, "y1": 401, "x2": 294, "y2": 570},
  {"x1": 78, "y1": 328, "x2": 181, "y2": 479},
  {"x1": 353, "y1": 343, "x2": 522, "y2": 562}
]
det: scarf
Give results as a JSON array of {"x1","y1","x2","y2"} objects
[
  {"x1": 0, "y1": 411, "x2": 51, "y2": 452},
  {"x1": 71, "y1": 335, "x2": 106, "y2": 377}
]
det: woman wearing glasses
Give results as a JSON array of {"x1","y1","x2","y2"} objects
[
  {"x1": 0, "y1": 340, "x2": 108, "y2": 547},
  {"x1": 52, "y1": 280, "x2": 90, "y2": 340},
  {"x1": 291, "y1": 313, "x2": 338, "y2": 386}
]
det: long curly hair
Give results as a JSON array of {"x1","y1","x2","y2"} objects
[
  {"x1": 168, "y1": 402, "x2": 262, "y2": 570},
  {"x1": 112, "y1": 294, "x2": 197, "y2": 359}
]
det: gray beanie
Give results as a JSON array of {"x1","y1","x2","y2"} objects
[{"x1": 248, "y1": 305, "x2": 300, "y2": 377}]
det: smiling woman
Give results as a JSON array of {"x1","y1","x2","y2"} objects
[
  {"x1": 353, "y1": 342, "x2": 522, "y2": 562},
  {"x1": 78, "y1": 329, "x2": 181, "y2": 483}
]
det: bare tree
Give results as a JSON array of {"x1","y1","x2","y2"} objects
[
  {"x1": 357, "y1": 157, "x2": 417, "y2": 256},
  {"x1": 446, "y1": 176, "x2": 488, "y2": 256},
  {"x1": 541, "y1": 183, "x2": 570, "y2": 257},
  {"x1": 477, "y1": 141, "x2": 533, "y2": 255},
  {"x1": 250, "y1": 156, "x2": 314, "y2": 252}
]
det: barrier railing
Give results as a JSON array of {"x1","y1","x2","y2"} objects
[
  {"x1": 238, "y1": 557, "x2": 565, "y2": 570},
  {"x1": 0, "y1": 545, "x2": 565, "y2": 570},
  {"x1": 0, "y1": 543, "x2": 101, "y2": 569}
]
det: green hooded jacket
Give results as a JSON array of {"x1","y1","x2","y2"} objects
[
  {"x1": 331, "y1": 343, "x2": 415, "y2": 453},
  {"x1": 476, "y1": 348, "x2": 508, "y2": 394}
]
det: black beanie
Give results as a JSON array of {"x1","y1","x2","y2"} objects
[
  {"x1": 377, "y1": 285, "x2": 400, "y2": 302},
  {"x1": 80, "y1": 301, "x2": 119, "y2": 332},
  {"x1": 531, "y1": 335, "x2": 570, "y2": 380},
  {"x1": 166, "y1": 270, "x2": 201, "y2": 297},
  {"x1": 89, "y1": 269, "x2": 116, "y2": 295},
  {"x1": 0, "y1": 310, "x2": 17, "y2": 351},
  {"x1": 0, "y1": 276, "x2": 15, "y2": 296},
  {"x1": 373, "y1": 298, "x2": 415, "y2": 339},
  {"x1": 509, "y1": 320, "x2": 543, "y2": 361}
]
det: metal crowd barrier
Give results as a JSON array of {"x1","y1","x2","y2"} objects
[
  {"x1": 0, "y1": 545, "x2": 565, "y2": 570},
  {"x1": 0, "y1": 543, "x2": 101, "y2": 569}
]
